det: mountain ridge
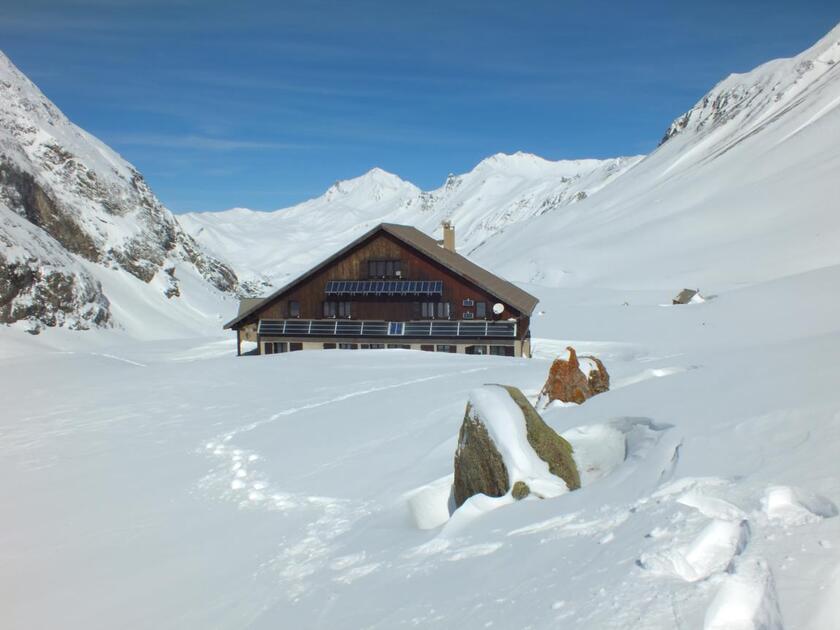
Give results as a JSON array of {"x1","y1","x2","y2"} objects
[{"x1": 0, "y1": 49, "x2": 240, "y2": 334}]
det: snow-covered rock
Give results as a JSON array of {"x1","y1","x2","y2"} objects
[
  {"x1": 0, "y1": 50, "x2": 239, "y2": 332},
  {"x1": 453, "y1": 385, "x2": 579, "y2": 507}
]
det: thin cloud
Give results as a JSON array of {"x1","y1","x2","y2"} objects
[{"x1": 110, "y1": 133, "x2": 314, "y2": 151}]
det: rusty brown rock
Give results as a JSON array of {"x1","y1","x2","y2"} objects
[{"x1": 541, "y1": 346, "x2": 610, "y2": 405}]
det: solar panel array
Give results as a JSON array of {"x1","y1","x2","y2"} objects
[
  {"x1": 257, "y1": 319, "x2": 517, "y2": 338},
  {"x1": 324, "y1": 280, "x2": 443, "y2": 296}
]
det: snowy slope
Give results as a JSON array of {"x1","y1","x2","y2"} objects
[
  {"x1": 180, "y1": 153, "x2": 640, "y2": 291},
  {"x1": 0, "y1": 50, "x2": 239, "y2": 334},
  {"x1": 474, "y1": 24, "x2": 840, "y2": 290},
  {"x1": 180, "y1": 168, "x2": 421, "y2": 293}
]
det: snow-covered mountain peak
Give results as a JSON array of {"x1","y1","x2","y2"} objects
[
  {"x1": 321, "y1": 167, "x2": 419, "y2": 205},
  {"x1": 661, "y1": 21, "x2": 840, "y2": 145}
]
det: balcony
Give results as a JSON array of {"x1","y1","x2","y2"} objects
[{"x1": 258, "y1": 319, "x2": 517, "y2": 338}]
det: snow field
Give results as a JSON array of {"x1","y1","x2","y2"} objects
[{"x1": 4, "y1": 262, "x2": 840, "y2": 628}]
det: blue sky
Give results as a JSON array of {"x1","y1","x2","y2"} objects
[{"x1": 2, "y1": 1, "x2": 838, "y2": 212}]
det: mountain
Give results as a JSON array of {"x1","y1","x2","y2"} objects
[
  {"x1": 181, "y1": 152, "x2": 641, "y2": 290},
  {"x1": 472, "y1": 24, "x2": 840, "y2": 289},
  {"x1": 184, "y1": 25, "x2": 840, "y2": 299},
  {"x1": 179, "y1": 167, "x2": 421, "y2": 293},
  {"x1": 0, "y1": 51, "x2": 239, "y2": 335}
]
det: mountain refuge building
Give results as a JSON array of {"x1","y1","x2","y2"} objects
[{"x1": 224, "y1": 223, "x2": 538, "y2": 357}]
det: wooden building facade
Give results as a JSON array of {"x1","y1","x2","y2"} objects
[{"x1": 224, "y1": 223, "x2": 539, "y2": 357}]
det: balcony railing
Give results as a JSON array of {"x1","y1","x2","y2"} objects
[{"x1": 258, "y1": 319, "x2": 517, "y2": 338}]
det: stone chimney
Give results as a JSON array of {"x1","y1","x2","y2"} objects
[{"x1": 442, "y1": 220, "x2": 455, "y2": 252}]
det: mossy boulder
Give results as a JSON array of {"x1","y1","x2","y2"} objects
[
  {"x1": 501, "y1": 386, "x2": 581, "y2": 492},
  {"x1": 452, "y1": 385, "x2": 580, "y2": 508},
  {"x1": 453, "y1": 402, "x2": 510, "y2": 507}
]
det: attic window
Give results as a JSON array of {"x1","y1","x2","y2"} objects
[{"x1": 368, "y1": 260, "x2": 402, "y2": 278}]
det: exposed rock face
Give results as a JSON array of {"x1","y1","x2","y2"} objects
[
  {"x1": 452, "y1": 385, "x2": 580, "y2": 508},
  {"x1": 453, "y1": 402, "x2": 510, "y2": 507},
  {"x1": 0, "y1": 50, "x2": 239, "y2": 330},
  {"x1": 540, "y1": 347, "x2": 610, "y2": 405}
]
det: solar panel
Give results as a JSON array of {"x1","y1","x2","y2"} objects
[{"x1": 323, "y1": 279, "x2": 445, "y2": 296}]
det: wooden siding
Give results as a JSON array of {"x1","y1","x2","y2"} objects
[{"x1": 240, "y1": 232, "x2": 531, "y2": 340}]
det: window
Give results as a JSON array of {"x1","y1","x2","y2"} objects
[
  {"x1": 323, "y1": 343, "x2": 336, "y2": 349},
  {"x1": 476, "y1": 302, "x2": 487, "y2": 318},
  {"x1": 289, "y1": 342, "x2": 303, "y2": 352},
  {"x1": 436, "y1": 344, "x2": 456, "y2": 353},
  {"x1": 462, "y1": 298, "x2": 474, "y2": 307},
  {"x1": 264, "y1": 342, "x2": 287, "y2": 354},
  {"x1": 323, "y1": 301, "x2": 352, "y2": 318},
  {"x1": 288, "y1": 300, "x2": 300, "y2": 318},
  {"x1": 387, "y1": 344, "x2": 411, "y2": 349},
  {"x1": 420, "y1": 301, "x2": 450, "y2": 319},
  {"x1": 338, "y1": 343, "x2": 358, "y2": 350},
  {"x1": 388, "y1": 322, "x2": 404, "y2": 336},
  {"x1": 465, "y1": 345, "x2": 488, "y2": 355},
  {"x1": 368, "y1": 259, "x2": 402, "y2": 278},
  {"x1": 463, "y1": 311, "x2": 474, "y2": 320},
  {"x1": 489, "y1": 345, "x2": 514, "y2": 357},
  {"x1": 420, "y1": 345, "x2": 435, "y2": 352},
  {"x1": 361, "y1": 343, "x2": 385, "y2": 349}
]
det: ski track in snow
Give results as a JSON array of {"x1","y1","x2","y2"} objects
[
  {"x1": 225, "y1": 366, "x2": 489, "y2": 439},
  {"x1": 198, "y1": 366, "x2": 491, "y2": 598}
]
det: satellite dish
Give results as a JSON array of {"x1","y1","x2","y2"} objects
[{"x1": 492, "y1": 303, "x2": 504, "y2": 315}]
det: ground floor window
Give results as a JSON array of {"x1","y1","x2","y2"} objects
[
  {"x1": 465, "y1": 345, "x2": 488, "y2": 355},
  {"x1": 436, "y1": 344, "x2": 456, "y2": 353},
  {"x1": 289, "y1": 342, "x2": 303, "y2": 352},
  {"x1": 323, "y1": 343, "x2": 336, "y2": 349},
  {"x1": 420, "y1": 344, "x2": 435, "y2": 352},
  {"x1": 387, "y1": 344, "x2": 411, "y2": 349},
  {"x1": 361, "y1": 343, "x2": 385, "y2": 349},
  {"x1": 338, "y1": 343, "x2": 358, "y2": 350},
  {"x1": 489, "y1": 345, "x2": 514, "y2": 357},
  {"x1": 264, "y1": 342, "x2": 287, "y2": 354}
]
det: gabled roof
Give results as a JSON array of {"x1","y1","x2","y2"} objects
[{"x1": 224, "y1": 223, "x2": 539, "y2": 329}]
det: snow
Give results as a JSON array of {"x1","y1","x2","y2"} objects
[
  {"x1": 3, "y1": 19, "x2": 840, "y2": 630},
  {"x1": 179, "y1": 153, "x2": 641, "y2": 292},
  {"x1": 3, "y1": 257, "x2": 840, "y2": 628}
]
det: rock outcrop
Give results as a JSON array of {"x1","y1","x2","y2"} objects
[
  {"x1": 453, "y1": 385, "x2": 580, "y2": 508},
  {"x1": 0, "y1": 50, "x2": 239, "y2": 331},
  {"x1": 540, "y1": 347, "x2": 610, "y2": 405}
]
